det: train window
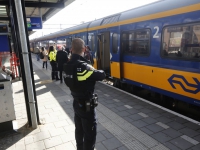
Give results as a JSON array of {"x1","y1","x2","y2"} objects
[
  {"x1": 101, "y1": 15, "x2": 120, "y2": 25},
  {"x1": 136, "y1": 30, "x2": 150, "y2": 39},
  {"x1": 49, "y1": 40, "x2": 56, "y2": 47},
  {"x1": 162, "y1": 24, "x2": 200, "y2": 61},
  {"x1": 57, "y1": 39, "x2": 66, "y2": 49},
  {"x1": 122, "y1": 33, "x2": 129, "y2": 40},
  {"x1": 66, "y1": 38, "x2": 72, "y2": 49},
  {"x1": 129, "y1": 33, "x2": 134, "y2": 40},
  {"x1": 112, "y1": 33, "x2": 118, "y2": 54},
  {"x1": 121, "y1": 29, "x2": 150, "y2": 55},
  {"x1": 82, "y1": 35, "x2": 86, "y2": 43},
  {"x1": 41, "y1": 41, "x2": 48, "y2": 50},
  {"x1": 34, "y1": 42, "x2": 38, "y2": 47}
]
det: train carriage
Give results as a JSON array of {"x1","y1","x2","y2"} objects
[{"x1": 30, "y1": 0, "x2": 200, "y2": 106}]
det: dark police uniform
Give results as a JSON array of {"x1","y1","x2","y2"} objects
[
  {"x1": 56, "y1": 50, "x2": 68, "y2": 83},
  {"x1": 63, "y1": 54, "x2": 105, "y2": 150}
]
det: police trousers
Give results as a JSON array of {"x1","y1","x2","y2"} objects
[
  {"x1": 50, "y1": 61, "x2": 58, "y2": 80},
  {"x1": 73, "y1": 102, "x2": 97, "y2": 150}
]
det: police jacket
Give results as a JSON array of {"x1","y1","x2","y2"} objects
[
  {"x1": 63, "y1": 54, "x2": 105, "y2": 104},
  {"x1": 56, "y1": 50, "x2": 68, "y2": 70},
  {"x1": 49, "y1": 50, "x2": 57, "y2": 62}
]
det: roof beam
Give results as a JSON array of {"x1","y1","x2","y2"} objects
[
  {"x1": 42, "y1": 8, "x2": 54, "y2": 21},
  {"x1": 0, "y1": 1, "x2": 64, "y2": 8},
  {"x1": 0, "y1": 17, "x2": 10, "y2": 21},
  {"x1": 25, "y1": 2, "x2": 64, "y2": 8},
  {"x1": 0, "y1": 1, "x2": 9, "y2": 5}
]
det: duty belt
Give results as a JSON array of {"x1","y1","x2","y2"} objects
[{"x1": 74, "y1": 93, "x2": 98, "y2": 112}]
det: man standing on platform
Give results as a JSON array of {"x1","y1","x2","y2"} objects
[
  {"x1": 63, "y1": 38, "x2": 105, "y2": 150},
  {"x1": 56, "y1": 46, "x2": 68, "y2": 83}
]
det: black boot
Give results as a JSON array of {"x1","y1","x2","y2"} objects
[{"x1": 51, "y1": 72, "x2": 55, "y2": 80}]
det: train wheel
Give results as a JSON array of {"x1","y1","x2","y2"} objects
[
  {"x1": 121, "y1": 82, "x2": 127, "y2": 90},
  {"x1": 129, "y1": 85, "x2": 135, "y2": 93}
]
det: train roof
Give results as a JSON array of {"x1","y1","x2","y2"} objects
[
  {"x1": 118, "y1": 0, "x2": 200, "y2": 22},
  {"x1": 33, "y1": 22, "x2": 91, "y2": 41},
  {"x1": 31, "y1": 0, "x2": 200, "y2": 42}
]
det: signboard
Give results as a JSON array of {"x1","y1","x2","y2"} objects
[
  {"x1": 0, "y1": 25, "x2": 10, "y2": 52},
  {"x1": 0, "y1": 36, "x2": 10, "y2": 52},
  {"x1": 27, "y1": 17, "x2": 42, "y2": 30},
  {"x1": 0, "y1": 25, "x2": 8, "y2": 34}
]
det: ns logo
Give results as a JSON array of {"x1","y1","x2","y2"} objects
[{"x1": 168, "y1": 74, "x2": 200, "y2": 94}]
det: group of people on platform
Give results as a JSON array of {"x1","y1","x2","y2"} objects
[{"x1": 36, "y1": 44, "x2": 94, "y2": 83}]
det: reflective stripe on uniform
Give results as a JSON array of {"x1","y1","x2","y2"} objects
[
  {"x1": 77, "y1": 70, "x2": 93, "y2": 81},
  {"x1": 77, "y1": 70, "x2": 87, "y2": 75}
]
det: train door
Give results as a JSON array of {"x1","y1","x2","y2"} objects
[
  {"x1": 65, "y1": 36, "x2": 72, "y2": 55},
  {"x1": 88, "y1": 32, "x2": 96, "y2": 68},
  {"x1": 49, "y1": 39, "x2": 56, "y2": 48},
  {"x1": 72, "y1": 35, "x2": 76, "y2": 40},
  {"x1": 57, "y1": 38, "x2": 64, "y2": 48},
  {"x1": 97, "y1": 32, "x2": 110, "y2": 75},
  {"x1": 81, "y1": 33, "x2": 87, "y2": 44},
  {"x1": 66, "y1": 36, "x2": 72, "y2": 49},
  {"x1": 110, "y1": 31, "x2": 121, "y2": 79}
]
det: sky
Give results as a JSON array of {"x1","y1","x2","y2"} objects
[{"x1": 29, "y1": 0, "x2": 160, "y2": 40}]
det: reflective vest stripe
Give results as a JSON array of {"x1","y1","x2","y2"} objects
[
  {"x1": 77, "y1": 70, "x2": 93, "y2": 81},
  {"x1": 77, "y1": 70, "x2": 87, "y2": 75}
]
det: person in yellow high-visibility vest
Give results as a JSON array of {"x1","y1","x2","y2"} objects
[{"x1": 48, "y1": 46, "x2": 59, "y2": 80}]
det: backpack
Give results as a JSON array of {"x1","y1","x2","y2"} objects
[{"x1": 39, "y1": 52, "x2": 44, "y2": 59}]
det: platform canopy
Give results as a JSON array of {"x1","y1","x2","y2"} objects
[{"x1": 0, "y1": 0, "x2": 75, "y2": 24}]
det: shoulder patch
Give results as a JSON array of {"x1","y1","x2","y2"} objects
[{"x1": 77, "y1": 68, "x2": 81, "y2": 72}]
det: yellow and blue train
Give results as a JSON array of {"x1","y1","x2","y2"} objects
[{"x1": 30, "y1": 0, "x2": 200, "y2": 107}]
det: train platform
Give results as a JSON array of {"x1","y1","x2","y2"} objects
[{"x1": 1, "y1": 55, "x2": 200, "y2": 150}]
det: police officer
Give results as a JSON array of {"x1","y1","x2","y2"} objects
[{"x1": 63, "y1": 38, "x2": 105, "y2": 150}]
